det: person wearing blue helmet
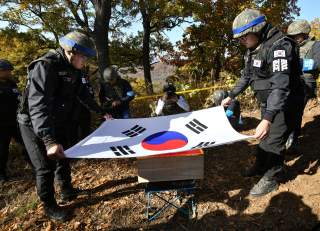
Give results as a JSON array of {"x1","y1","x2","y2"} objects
[
  {"x1": 17, "y1": 31, "x2": 105, "y2": 221},
  {"x1": 222, "y1": 9, "x2": 304, "y2": 197}
]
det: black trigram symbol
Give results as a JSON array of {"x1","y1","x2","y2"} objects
[
  {"x1": 192, "y1": 141, "x2": 216, "y2": 149},
  {"x1": 122, "y1": 125, "x2": 146, "y2": 137},
  {"x1": 110, "y1": 146, "x2": 136, "y2": 156},
  {"x1": 185, "y1": 119, "x2": 208, "y2": 134}
]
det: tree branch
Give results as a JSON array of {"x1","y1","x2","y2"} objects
[
  {"x1": 0, "y1": 18, "x2": 50, "y2": 42},
  {"x1": 64, "y1": 0, "x2": 91, "y2": 34},
  {"x1": 27, "y1": 6, "x2": 59, "y2": 43},
  {"x1": 80, "y1": 0, "x2": 89, "y2": 29}
]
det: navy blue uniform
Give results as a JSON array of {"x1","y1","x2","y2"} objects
[
  {"x1": 0, "y1": 79, "x2": 20, "y2": 177},
  {"x1": 69, "y1": 74, "x2": 94, "y2": 145},
  {"x1": 18, "y1": 48, "x2": 103, "y2": 203},
  {"x1": 229, "y1": 26, "x2": 304, "y2": 158},
  {"x1": 291, "y1": 39, "x2": 320, "y2": 142},
  {"x1": 99, "y1": 78, "x2": 135, "y2": 119}
]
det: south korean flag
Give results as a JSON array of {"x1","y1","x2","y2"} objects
[{"x1": 64, "y1": 106, "x2": 251, "y2": 158}]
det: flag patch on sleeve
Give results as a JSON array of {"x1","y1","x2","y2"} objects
[
  {"x1": 253, "y1": 59, "x2": 262, "y2": 67},
  {"x1": 274, "y1": 50, "x2": 286, "y2": 58}
]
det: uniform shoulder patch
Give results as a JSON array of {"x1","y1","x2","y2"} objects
[{"x1": 274, "y1": 50, "x2": 286, "y2": 58}]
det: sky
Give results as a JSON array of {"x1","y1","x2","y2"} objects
[
  {"x1": 124, "y1": 0, "x2": 320, "y2": 45},
  {"x1": 296, "y1": 0, "x2": 320, "y2": 21}
]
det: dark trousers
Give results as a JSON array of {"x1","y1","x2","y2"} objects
[
  {"x1": 258, "y1": 98, "x2": 302, "y2": 163},
  {"x1": 0, "y1": 126, "x2": 14, "y2": 175},
  {"x1": 303, "y1": 77, "x2": 317, "y2": 101},
  {"x1": 259, "y1": 110, "x2": 289, "y2": 157},
  {"x1": 293, "y1": 79, "x2": 317, "y2": 139},
  {"x1": 0, "y1": 125, "x2": 29, "y2": 176},
  {"x1": 19, "y1": 123, "x2": 72, "y2": 203},
  {"x1": 229, "y1": 116, "x2": 240, "y2": 130}
]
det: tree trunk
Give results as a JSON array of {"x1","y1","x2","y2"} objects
[
  {"x1": 92, "y1": 0, "x2": 112, "y2": 78},
  {"x1": 139, "y1": 0, "x2": 154, "y2": 95},
  {"x1": 211, "y1": 52, "x2": 222, "y2": 83}
]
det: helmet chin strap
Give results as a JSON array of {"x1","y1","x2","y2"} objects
[{"x1": 63, "y1": 49, "x2": 74, "y2": 64}]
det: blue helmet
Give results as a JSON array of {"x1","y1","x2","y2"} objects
[
  {"x1": 232, "y1": 9, "x2": 267, "y2": 38},
  {"x1": 59, "y1": 31, "x2": 96, "y2": 57},
  {"x1": 0, "y1": 59, "x2": 13, "y2": 71}
]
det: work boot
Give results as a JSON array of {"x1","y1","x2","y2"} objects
[
  {"x1": 241, "y1": 151, "x2": 267, "y2": 177},
  {"x1": 43, "y1": 200, "x2": 69, "y2": 221},
  {"x1": 60, "y1": 186, "x2": 83, "y2": 203},
  {"x1": 249, "y1": 166, "x2": 282, "y2": 197}
]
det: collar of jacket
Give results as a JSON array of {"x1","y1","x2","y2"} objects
[{"x1": 262, "y1": 24, "x2": 281, "y2": 44}]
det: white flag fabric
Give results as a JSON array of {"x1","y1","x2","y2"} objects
[{"x1": 65, "y1": 106, "x2": 252, "y2": 158}]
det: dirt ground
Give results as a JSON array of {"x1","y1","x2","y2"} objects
[{"x1": 1, "y1": 102, "x2": 320, "y2": 231}]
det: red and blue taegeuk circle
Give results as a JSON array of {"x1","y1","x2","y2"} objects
[{"x1": 141, "y1": 131, "x2": 188, "y2": 151}]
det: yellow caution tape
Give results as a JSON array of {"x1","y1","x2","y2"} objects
[{"x1": 134, "y1": 85, "x2": 225, "y2": 101}]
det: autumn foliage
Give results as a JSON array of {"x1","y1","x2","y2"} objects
[{"x1": 0, "y1": 0, "x2": 316, "y2": 93}]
